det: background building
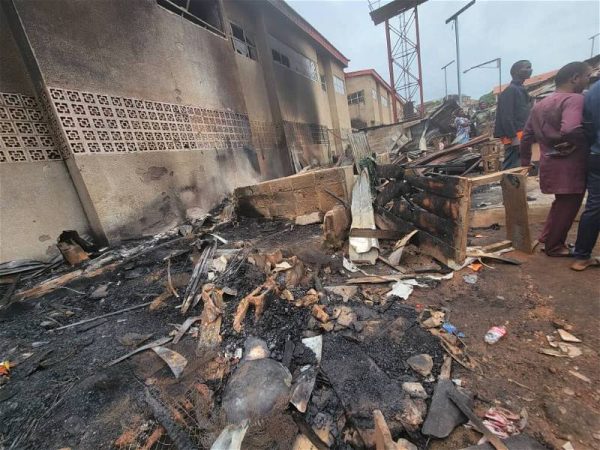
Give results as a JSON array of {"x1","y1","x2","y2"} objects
[
  {"x1": 344, "y1": 69, "x2": 403, "y2": 129},
  {"x1": 0, "y1": 0, "x2": 351, "y2": 261}
]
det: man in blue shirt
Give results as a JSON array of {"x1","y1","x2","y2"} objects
[{"x1": 572, "y1": 78, "x2": 600, "y2": 270}]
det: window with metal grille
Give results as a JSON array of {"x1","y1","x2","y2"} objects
[
  {"x1": 333, "y1": 76, "x2": 345, "y2": 94},
  {"x1": 372, "y1": 88, "x2": 377, "y2": 99},
  {"x1": 230, "y1": 23, "x2": 256, "y2": 60},
  {"x1": 320, "y1": 75, "x2": 327, "y2": 91},
  {"x1": 347, "y1": 90, "x2": 365, "y2": 105},
  {"x1": 309, "y1": 124, "x2": 328, "y2": 144},
  {"x1": 157, "y1": 0, "x2": 224, "y2": 36}
]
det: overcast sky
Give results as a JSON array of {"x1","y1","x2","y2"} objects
[{"x1": 288, "y1": 0, "x2": 600, "y2": 102}]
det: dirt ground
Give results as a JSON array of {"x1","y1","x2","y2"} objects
[{"x1": 0, "y1": 215, "x2": 598, "y2": 450}]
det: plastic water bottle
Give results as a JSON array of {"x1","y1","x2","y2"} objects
[{"x1": 484, "y1": 326, "x2": 506, "y2": 344}]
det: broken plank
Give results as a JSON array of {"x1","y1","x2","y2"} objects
[
  {"x1": 468, "y1": 166, "x2": 530, "y2": 188},
  {"x1": 404, "y1": 173, "x2": 468, "y2": 199},
  {"x1": 15, "y1": 262, "x2": 120, "y2": 301},
  {"x1": 500, "y1": 173, "x2": 532, "y2": 253}
]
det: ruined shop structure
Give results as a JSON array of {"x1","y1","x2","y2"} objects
[{"x1": 0, "y1": 0, "x2": 352, "y2": 262}]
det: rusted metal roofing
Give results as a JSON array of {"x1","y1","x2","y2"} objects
[
  {"x1": 266, "y1": 0, "x2": 350, "y2": 67},
  {"x1": 492, "y1": 69, "x2": 558, "y2": 95}
]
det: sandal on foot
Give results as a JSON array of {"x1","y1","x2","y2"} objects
[{"x1": 571, "y1": 257, "x2": 600, "y2": 271}]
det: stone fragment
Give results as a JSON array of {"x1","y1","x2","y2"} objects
[
  {"x1": 402, "y1": 382, "x2": 428, "y2": 399},
  {"x1": 407, "y1": 354, "x2": 433, "y2": 376},
  {"x1": 90, "y1": 284, "x2": 109, "y2": 299}
]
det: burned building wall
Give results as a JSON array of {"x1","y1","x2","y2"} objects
[
  {"x1": 9, "y1": 0, "x2": 264, "y2": 243},
  {"x1": 0, "y1": 0, "x2": 352, "y2": 259},
  {"x1": 0, "y1": 7, "x2": 90, "y2": 262}
]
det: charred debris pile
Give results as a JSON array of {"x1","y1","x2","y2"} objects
[{"x1": 0, "y1": 194, "x2": 540, "y2": 450}]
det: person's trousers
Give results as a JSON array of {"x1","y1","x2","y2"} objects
[
  {"x1": 539, "y1": 193, "x2": 585, "y2": 256},
  {"x1": 574, "y1": 154, "x2": 600, "y2": 259},
  {"x1": 502, "y1": 144, "x2": 520, "y2": 170}
]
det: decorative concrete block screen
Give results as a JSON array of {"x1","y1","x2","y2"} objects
[
  {"x1": 0, "y1": 92, "x2": 61, "y2": 163},
  {"x1": 47, "y1": 87, "x2": 253, "y2": 155}
]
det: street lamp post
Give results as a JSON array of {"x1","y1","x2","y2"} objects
[
  {"x1": 445, "y1": 0, "x2": 476, "y2": 105},
  {"x1": 464, "y1": 57, "x2": 502, "y2": 97},
  {"x1": 441, "y1": 60, "x2": 455, "y2": 99},
  {"x1": 590, "y1": 33, "x2": 600, "y2": 58}
]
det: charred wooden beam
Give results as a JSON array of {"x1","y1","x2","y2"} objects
[
  {"x1": 376, "y1": 164, "x2": 405, "y2": 180},
  {"x1": 391, "y1": 200, "x2": 457, "y2": 243},
  {"x1": 411, "y1": 192, "x2": 461, "y2": 221},
  {"x1": 375, "y1": 180, "x2": 411, "y2": 206},
  {"x1": 404, "y1": 173, "x2": 467, "y2": 199}
]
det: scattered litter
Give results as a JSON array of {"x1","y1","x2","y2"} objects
[
  {"x1": 273, "y1": 261, "x2": 293, "y2": 272},
  {"x1": 342, "y1": 257, "x2": 359, "y2": 273},
  {"x1": 0, "y1": 360, "x2": 13, "y2": 377},
  {"x1": 324, "y1": 285, "x2": 357, "y2": 302},
  {"x1": 484, "y1": 326, "x2": 506, "y2": 344},
  {"x1": 388, "y1": 229, "x2": 419, "y2": 266},
  {"x1": 562, "y1": 442, "x2": 574, "y2": 450},
  {"x1": 467, "y1": 262, "x2": 483, "y2": 272},
  {"x1": 442, "y1": 322, "x2": 465, "y2": 338},
  {"x1": 479, "y1": 406, "x2": 527, "y2": 439},
  {"x1": 152, "y1": 346, "x2": 188, "y2": 379},
  {"x1": 421, "y1": 310, "x2": 445, "y2": 328},
  {"x1": 386, "y1": 280, "x2": 414, "y2": 299},
  {"x1": 557, "y1": 342, "x2": 582, "y2": 358},
  {"x1": 463, "y1": 274, "x2": 478, "y2": 284}
]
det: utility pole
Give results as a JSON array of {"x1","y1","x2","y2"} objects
[
  {"x1": 590, "y1": 33, "x2": 600, "y2": 58},
  {"x1": 464, "y1": 57, "x2": 502, "y2": 95},
  {"x1": 441, "y1": 60, "x2": 455, "y2": 99},
  {"x1": 445, "y1": 0, "x2": 476, "y2": 105}
]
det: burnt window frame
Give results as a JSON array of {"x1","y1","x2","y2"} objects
[
  {"x1": 157, "y1": 0, "x2": 225, "y2": 37},
  {"x1": 272, "y1": 49, "x2": 290, "y2": 69},
  {"x1": 230, "y1": 22, "x2": 257, "y2": 60}
]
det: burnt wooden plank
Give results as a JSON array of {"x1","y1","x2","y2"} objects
[
  {"x1": 405, "y1": 173, "x2": 468, "y2": 199},
  {"x1": 501, "y1": 173, "x2": 532, "y2": 253},
  {"x1": 376, "y1": 164, "x2": 405, "y2": 180},
  {"x1": 375, "y1": 180, "x2": 410, "y2": 206},
  {"x1": 391, "y1": 200, "x2": 457, "y2": 243},
  {"x1": 411, "y1": 192, "x2": 462, "y2": 221},
  {"x1": 383, "y1": 209, "x2": 463, "y2": 265}
]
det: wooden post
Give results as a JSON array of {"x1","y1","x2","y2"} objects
[{"x1": 500, "y1": 173, "x2": 532, "y2": 253}]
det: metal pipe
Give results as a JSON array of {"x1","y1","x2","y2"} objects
[
  {"x1": 414, "y1": 6, "x2": 424, "y2": 116},
  {"x1": 590, "y1": 33, "x2": 600, "y2": 57},
  {"x1": 446, "y1": 1, "x2": 476, "y2": 106},
  {"x1": 385, "y1": 19, "x2": 398, "y2": 122},
  {"x1": 454, "y1": 17, "x2": 461, "y2": 105}
]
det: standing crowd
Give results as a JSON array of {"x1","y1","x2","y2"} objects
[{"x1": 495, "y1": 59, "x2": 599, "y2": 270}]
